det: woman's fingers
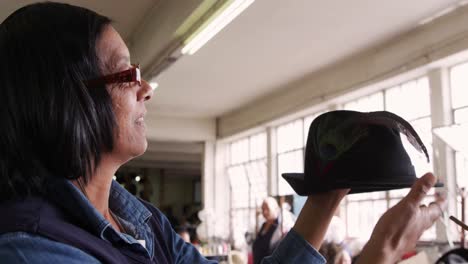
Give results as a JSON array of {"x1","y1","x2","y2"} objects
[
  {"x1": 403, "y1": 173, "x2": 437, "y2": 205},
  {"x1": 426, "y1": 200, "x2": 446, "y2": 224}
]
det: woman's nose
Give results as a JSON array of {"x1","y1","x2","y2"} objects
[{"x1": 138, "y1": 80, "x2": 153, "y2": 101}]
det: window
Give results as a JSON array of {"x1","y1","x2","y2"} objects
[
  {"x1": 343, "y1": 77, "x2": 435, "y2": 242},
  {"x1": 450, "y1": 62, "x2": 468, "y2": 110},
  {"x1": 276, "y1": 112, "x2": 324, "y2": 195},
  {"x1": 277, "y1": 120, "x2": 304, "y2": 195},
  {"x1": 450, "y1": 62, "x2": 468, "y2": 224},
  {"x1": 228, "y1": 132, "x2": 267, "y2": 238},
  {"x1": 343, "y1": 92, "x2": 384, "y2": 112}
]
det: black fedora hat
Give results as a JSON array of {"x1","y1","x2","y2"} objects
[{"x1": 282, "y1": 110, "x2": 443, "y2": 195}]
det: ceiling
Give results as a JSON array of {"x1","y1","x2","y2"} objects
[
  {"x1": 152, "y1": 0, "x2": 461, "y2": 118},
  {"x1": 1, "y1": 0, "x2": 463, "y2": 175}
]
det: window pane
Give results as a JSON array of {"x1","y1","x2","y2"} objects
[
  {"x1": 230, "y1": 139, "x2": 249, "y2": 165},
  {"x1": 389, "y1": 188, "x2": 410, "y2": 198},
  {"x1": 346, "y1": 191, "x2": 386, "y2": 201},
  {"x1": 304, "y1": 112, "x2": 325, "y2": 146},
  {"x1": 277, "y1": 120, "x2": 303, "y2": 153},
  {"x1": 346, "y1": 200, "x2": 386, "y2": 241},
  {"x1": 450, "y1": 62, "x2": 468, "y2": 109},
  {"x1": 278, "y1": 150, "x2": 304, "y2": 195},
  {"x1": 385, "y1": 77, "x2": 431, "y2": 120},
  {"x1": 228, "y1": 165, "x2": 249, "y2": 208},
  {"x1": 250, "y1": 132, "x2": 267, "y2": 160},
  {"x1": 231, "y1": 209, "x2": 250, "y2": 243},
  {"x1": 389, "y1": 187, "x2": 434, "y2": 200},
  {"x1": 343, "y1": 92, "x2": 384, "y2": 112},
  {"x1": 246, "y1": 160, "x2": 268, "y2": 208}
]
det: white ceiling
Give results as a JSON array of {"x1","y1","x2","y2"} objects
[{"x1": 151, "y1": 0, "x2": 461, "y2": 118}]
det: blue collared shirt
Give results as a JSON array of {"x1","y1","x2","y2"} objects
[{"x1": 0, "y1": 180, "x2": 325, "y2": 263}]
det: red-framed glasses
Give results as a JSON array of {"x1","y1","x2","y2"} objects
[{"x1": 86, "y1": 64, "x2": 141, "y2": 88}]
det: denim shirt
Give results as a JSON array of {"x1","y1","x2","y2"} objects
[{"x1": 0, "y1": 179, "x2": 325, "y2": 263}]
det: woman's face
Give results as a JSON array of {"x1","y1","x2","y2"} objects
[
  {"x1": 261, "y1": 202, "x2": 272, "y2": 220},
  {"x1": 96, "y1": 26, "x2": 153, "y2": 162}
]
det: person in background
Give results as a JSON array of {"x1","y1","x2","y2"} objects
[
  {"x1": 0, "y1": 2, "x2": 447, "y2": 263},
  {"x1": 175, "y1": 227, "x2": 191, "y2": 244},
  {"x1": 253, "y1": 197, "x2": 293, "y2": 264}
]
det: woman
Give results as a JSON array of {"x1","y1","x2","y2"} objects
[
  {"x1": 0, "y1": 2, "x2": 446, "y2": 263},
  {"x1": 253, "y1": 197, "x2": 292, "y2": 264}
]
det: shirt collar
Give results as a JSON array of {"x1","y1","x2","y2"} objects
[
  {"x1": 47, "y1": 178, "x2": 152, "y2": 239},
  {"x1": 108, "y1": 180, "x2": 152, "y2": 227}
]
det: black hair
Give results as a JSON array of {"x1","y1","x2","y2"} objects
[{"x1": 0, "y1": 2, "x2": 114, "y2": 200}]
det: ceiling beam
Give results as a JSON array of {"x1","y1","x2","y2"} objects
[
  {"x1": 138, "y1": 151, "x2": 201, "y2": 163},
  {"x1": 146, "y1": 114, "x2": 216, "y2": 142},
  {"x1": 146, "y1": 140, "x2": 204, "y2": 154},
  {"x1": 124, "y1": 159, "x2": 201, "y2": 170}
]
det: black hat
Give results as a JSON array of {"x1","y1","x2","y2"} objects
[{"x1": 282, "y1": 110, "x2": 443, "y2": 195}]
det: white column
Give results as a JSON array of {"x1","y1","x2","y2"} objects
[
  {"x1": 214, "y1": 141, "x2": 230, "y2": 239},
  {"x1": 201, "y1": 140, "x2": 231, "y2": 240},
  {"x1": 267, "y1": 127, "x2": 278, "y2": 196},
  {"x1": 428, "y1": 68, "x2": 457, "y2": 241},
  {"x1": 202, "y1": 141, "x2": 215, "y2": 210},
  {"x1": 201, "y1": 141, "x2": 215, "y2": 239}
]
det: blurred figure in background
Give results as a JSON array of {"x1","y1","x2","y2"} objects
[
  {"x1": 175, "y1": 226, "x2": 191, "y2": 243},
  {"x1": 252, "y1": 197, "x2": 293, "y2": 264}
]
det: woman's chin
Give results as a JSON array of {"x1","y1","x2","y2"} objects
[
  {"x1": 132, "y1": 140, "x2": 148, "y2": 157},
  {"x1": 117, "y1": 141, "x2": 148, "y2": 162}
]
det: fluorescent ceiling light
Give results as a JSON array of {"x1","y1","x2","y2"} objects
[
  {"x1": 149, "y1": 82, "x2": 159, "y2": 90},
  {"x1": 182, "y1": 0, "x2": 255, "y2": 55}
]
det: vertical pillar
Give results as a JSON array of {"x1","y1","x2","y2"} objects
[
  {"x1": 202, "y1": 141, "x2": 215, "y2": 210},
  {"x1": 214, "y1": 141, "x2": 230, "y2": 239},
  {"x1": 267, "y1": 127, "x2": 278, "y2": 196},
  {"x1": 428, "y1": 68, "x2": 456, "y2": 241}
]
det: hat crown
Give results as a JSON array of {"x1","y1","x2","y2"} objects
[{"x1": 283, "y1": 110, "x2": 437, "y2": 195}]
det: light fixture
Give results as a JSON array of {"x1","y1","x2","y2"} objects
[
  {"x1": 112, "y1": 176, "x2": 117, "y2": 181},
  {"x1": 149, "y1": 82, "x2": 159, "y2": 90},
  {"x1": 135, "y1": 176, "x2": 141, "y2": 182},
  {"x1": 181, "y1": 0, "x2": 255, "y2": 55}
]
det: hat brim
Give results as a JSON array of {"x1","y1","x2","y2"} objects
[{"x1": 282, "y1": 172, "x2": 444, "y2": 195}]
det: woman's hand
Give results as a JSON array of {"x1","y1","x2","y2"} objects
[
  {"x1": 293, "y1": 188, "x2": 350, "y2": 249},
  {"x1": 357, "y1": 173, "x2": 446, "y2": 264}
]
